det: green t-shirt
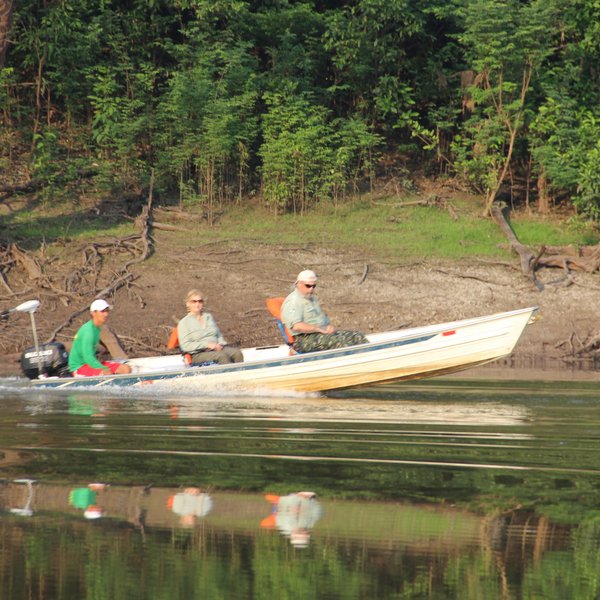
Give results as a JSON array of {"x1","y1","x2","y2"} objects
[{"x1": 68, "y1": 319, "x2": 106, "y2": 372}]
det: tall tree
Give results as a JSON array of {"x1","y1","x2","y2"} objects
[
  {"x1": 0, "y1": 0, "x2": 13, "y2": 67},
  {"x1": 452, "y1": 0, "x2": 560, "y2": 215},
  {"x1": 528, "y1": 0, "x2": 600, "y2": 217}
]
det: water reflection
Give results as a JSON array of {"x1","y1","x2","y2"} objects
[
  {"x1": 68, "y1": 482, "x2": 109, "y2": 519},
  {"x1": 260, "y1": 492, "x2": 323, "y2": 548},
  {"x1": 8, "y1": 478, "x2": 35, "y2": 517},
  {"x1": 0, "y1": 479, "x2": 592, "y2": 599},
  {"x1": 15, "y1": 388, "x2": 535, "y2": 427},
  {"x1": 167, "y1": 486, "x2": 213, "y2": 527},
  {"x1": 0, "y1": 478, "x2": 555, "y2": 548},
  {"x1": 2, "y1": 377, "x2": 600, "y2": 598}
]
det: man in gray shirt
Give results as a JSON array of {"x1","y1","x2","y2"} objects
[{"x1": 281, "y1": 270, "x2": 368, "y2": 353}]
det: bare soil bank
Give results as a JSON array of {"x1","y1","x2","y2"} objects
[{"x1": 2, "y1": 235, "x2": 600, "y2": 379}]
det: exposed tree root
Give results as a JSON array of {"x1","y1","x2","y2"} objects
[
  {"x1": 556, "y1": 329, "x2": 600, "y2": 360},
  {"x1": 491, "y1": 203, "x2": 600, "y2": 291},
  {"x1": 1, "y1": 177, "x2": 156, "y2": 356},
  {"x1": 490, "y1": 204, "x2": 543, "y2": 290},
  {"x1": 46, "y1": 183, "x2": 155, "y2": 345}
]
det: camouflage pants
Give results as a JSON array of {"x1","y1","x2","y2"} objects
[{"x1": 292, "y1": 330, "x2": 368, "y2": 353}]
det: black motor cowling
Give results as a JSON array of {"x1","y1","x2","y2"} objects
[{"x1": 20, "y1": 342, "x2": 70, "y2": 379}]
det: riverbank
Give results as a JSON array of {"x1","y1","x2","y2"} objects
[{"x1": 1, "y1": 233, "x2": 600, "y2": 379}]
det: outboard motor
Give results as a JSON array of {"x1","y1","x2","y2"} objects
[{"x1": 20, "y1": 342, "x2": 70, "y2": 379}]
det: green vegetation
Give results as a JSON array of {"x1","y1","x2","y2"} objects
[
  {"x1": 4, "y1": 194, "x2": 597, "y2": 262},
  {"x1": 214, "y1": 200, "x2": 596, "y2": 260},
  {"x1": 6, "y1": 518, "x2": 600, "y2": 600},
  {"x1": 1, "y1": 0, "x2": 600, "y2": 223}
]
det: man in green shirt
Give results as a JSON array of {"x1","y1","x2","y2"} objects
[
  {"x1": 68, "y1": 299, "x2": 132, "y2": 376},
  {"x1": 281, "y1": 270, "x2": 368, "y2": 353}
]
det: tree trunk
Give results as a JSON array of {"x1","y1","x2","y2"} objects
[
  {"x1": 0, "y1": 0, "x2": 13, "y2": 67},
  {"x1": 490, "y1": 203, "x2": 543, "y2": 290},
  {"x1": 537, "y1": 169, "x2": 549, "y2": 214},
  {"x1": 482, "y1": 63, "x2": 533, "y2": 217}
]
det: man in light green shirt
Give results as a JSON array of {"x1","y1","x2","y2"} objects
[{"x1": 281, "y1": 270, "x2": 368, "y2": 353}]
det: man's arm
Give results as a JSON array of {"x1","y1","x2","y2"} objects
[{"x1": 291, "y1": 321, "x2": 335, "y2": 335}]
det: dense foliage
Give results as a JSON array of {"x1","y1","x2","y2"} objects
[{"x1": 1, "y1": 0, "x2": 599, "y2": 216}]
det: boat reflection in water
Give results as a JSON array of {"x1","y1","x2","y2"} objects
[
  {"x1": 2, "y1": 481, "x2": 327, "y2": 537},
  {"x1": 2, "y1": 377, "x2": 600, "y2": 599},
  {"x1": 1, "y1": 476, "x2": 580, "y2": 598},
  {"x1": 1, "y1": 478, "x2": 569, "y2": 549}
]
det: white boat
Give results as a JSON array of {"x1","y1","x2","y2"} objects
[{"x1": 24, "y1": 306, "x2": 538, "y2": 392}]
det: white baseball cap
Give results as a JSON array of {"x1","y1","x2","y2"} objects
[
  {"x1": 90, "y1": 299, "x2": 112, "y2": 312},
  {"x1": 296, "y1": 269, "x2": 317, "y2": 284}
]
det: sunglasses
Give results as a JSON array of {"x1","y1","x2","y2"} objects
[
  {"x1": 303, "y1": 283, "x2": 317, "y2": 289},
  {"x1": 189, "y1": 299, "x2": 204, "y2": 303}
]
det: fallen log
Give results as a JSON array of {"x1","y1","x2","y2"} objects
[{"x1": 491, "y1": 203, "x2": 600, "y2": 279}]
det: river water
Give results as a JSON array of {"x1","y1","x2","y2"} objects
[{"x1": 1, "y1": 375, "x2": 600, "y2": 599}]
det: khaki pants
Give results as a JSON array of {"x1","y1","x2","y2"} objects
[{"x1": 190, "y1": 346, "x2": 243, "y2": 365}]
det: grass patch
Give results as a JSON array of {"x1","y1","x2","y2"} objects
[
  {"x1": 511, "y1": 214, "x2": 599, "y2": 247},
  {"x1": 5, "y1": 193, "x2": 598, "y2": 262},
  {"x1": 4, "y1": 201, "x2": 136, "y2": 248},
  {"x1": 202, "y1": 197, "x2": 597, "y2": 261}
]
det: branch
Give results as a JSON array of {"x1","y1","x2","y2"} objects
[
  {"x1": 490, "y1": 204, "x2": 543, "y2": 290},
  {"x1": 358, "y1": 264, "x2": 369, "y2": 285}
]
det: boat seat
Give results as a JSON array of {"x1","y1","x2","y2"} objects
[
  {"x1": 265, "y1": 297, "x2": 297, "y2": 354},
  {"x1": 166, "y1": 326, "x2": 193, "y2": 365}
]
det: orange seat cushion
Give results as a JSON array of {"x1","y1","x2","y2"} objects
[
  {"x1": 265, "y1": 297, "x2": 294, "y2": 344},
  {"x1": 265, "y1": 297, "x2": 285, "y2": 320},
  {"x1": 167, "y1": 327, "x2": 179, "y2": 350}
]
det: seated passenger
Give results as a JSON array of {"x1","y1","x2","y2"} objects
[
  {"x1": 281, "y1": 270, "x2": 368, "y2": 353},
  {"x1": 177, "y1": 289, "x2": 243, "y2": 365},
  {"x1": 68, "y1": 299, "x2": 132, "y2": 376}
]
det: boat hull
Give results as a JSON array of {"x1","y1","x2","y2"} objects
[{"x1": 31, "y1": 307, "x2": 538, "y2": 393}]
